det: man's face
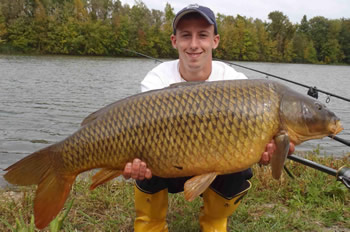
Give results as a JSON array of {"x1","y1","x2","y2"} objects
[{"x1": 171, "y1": 16, "x2": 220, "y2": 73}]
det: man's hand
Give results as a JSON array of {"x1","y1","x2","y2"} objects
[
  {"x1": 123, "y1": 158, "x2": 152, "y2": 180},
  {"x1": 259, "y1": 140, "x2": 295, "y2": 165}
]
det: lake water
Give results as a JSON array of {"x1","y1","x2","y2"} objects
[{"x1": 1, "y1": 55, "x2": 349, "y2": 187}]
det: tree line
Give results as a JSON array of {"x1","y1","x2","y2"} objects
[{"x1": 0, "y1": 0, "x2": 349, "y2": 64}]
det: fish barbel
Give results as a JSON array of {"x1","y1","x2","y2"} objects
[{"x1": 4, "y1": 79, "x2": 343, "y2": 229}]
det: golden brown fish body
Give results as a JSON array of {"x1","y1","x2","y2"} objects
[
  {"x1": 62, "y1": 79, "x2": 281, "y2": 177},
  {"x1": 4, "y1": 79, "x2": 343, "y2": 229}
]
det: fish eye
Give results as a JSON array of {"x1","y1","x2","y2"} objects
[{"x1": 314, "y1": 102, "x2": 323, "y2": 110}]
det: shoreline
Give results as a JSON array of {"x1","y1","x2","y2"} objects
[{"x1": 1, "y1": 53, "x2": 350, "y2": 66}]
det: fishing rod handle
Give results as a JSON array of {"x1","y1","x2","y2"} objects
[
  {"x1": 287, "y1": 154, "x2": 337, "y2": 176},
  {"x1": 337, "y1": 166, "x2": 350, "y2": 189},
  {"x1": 288, "y1": 155, "x2": 350, "y2": 190}
]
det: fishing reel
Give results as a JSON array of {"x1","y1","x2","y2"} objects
[
  {"x1": 287, "y1": 155, "x2": 350, "y2": 190},
  {"x1": 307, "y1": 86, "x2": 319, "y2": 99},
  {"x1": 337, "y1": 166, "x2": 350, "y2": 189}
]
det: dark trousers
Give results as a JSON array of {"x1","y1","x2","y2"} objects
[{"x1": 136, "y1": 168, "x2": 253, "y2": 200}]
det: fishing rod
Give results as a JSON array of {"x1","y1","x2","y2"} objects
[
  {"x1": 122, "y1": 48, "x2": 163, "y2": 63},
  {"x1": 123, "y1": 48, "x2": 350, "y2": 103},
  {"x1": 123, "y1": 48, "x2": 350, "y2": 148},
  {"x1": 330, "y1": 135, "x2": 350, "y2": 147},
  {"x1": 287, "y1": 154, "x2": 350, "y2": 190},
  {"x1": 216, "y1": 58, "x2": 350, "y2": 103}
]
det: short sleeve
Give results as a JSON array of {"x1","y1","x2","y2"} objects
[
  {"x1": 140, "y1": 60, "x2": 181, "y2": 92},
  {"x1": 222, "y1": 63, "x2": 247, "y2": 80},
  {"x1": 141, "y1": 71, "x2": 165, "y2": 92}
]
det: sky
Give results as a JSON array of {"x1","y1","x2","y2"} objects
[{"x1": 120, "y1": 0, "x2": 350, "y2": 24}]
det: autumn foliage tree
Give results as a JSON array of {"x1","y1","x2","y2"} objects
[{"x1": 0, "y1": 0, "x2": 349, "y2": 64}]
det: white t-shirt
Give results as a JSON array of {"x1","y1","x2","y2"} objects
[{"x1": 141, "y1": 60, "x2": 247, "y2": 92}]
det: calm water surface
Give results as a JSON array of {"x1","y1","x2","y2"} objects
[{"x1": 1, "y1": 55, "x2": 349, "y2": 187}]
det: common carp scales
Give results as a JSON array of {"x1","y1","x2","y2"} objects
[{"x1": 4, "y1": 79, "x2": 343, "y2": 229}]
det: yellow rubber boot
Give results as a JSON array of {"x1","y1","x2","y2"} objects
[
  {"x1": 199, "y1": 181, "x2": 251, "y2": 232},
  {"x1": 134, "y1": 185, "x2": 169, "y2": 232}
]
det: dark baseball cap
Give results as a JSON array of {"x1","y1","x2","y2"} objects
[{"x1": 172, "y1": 4, "x2": 218, "y2": 35}]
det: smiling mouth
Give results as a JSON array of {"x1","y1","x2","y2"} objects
[{"x1": 187, "y1": 52, "x2": 202, "y2": 58}]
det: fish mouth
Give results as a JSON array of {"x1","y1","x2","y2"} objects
[{"x1": 330, "y1": 120, "x2": 343, "y2": 138}]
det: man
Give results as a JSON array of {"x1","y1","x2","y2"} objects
[{"x1": 123, "y1": 4, "x2": 294, "y2": 232}]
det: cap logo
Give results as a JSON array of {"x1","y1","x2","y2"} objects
[{"x1": 186, "y1": 4, "x2": 199, "y2": 9}]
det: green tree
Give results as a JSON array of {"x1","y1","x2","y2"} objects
[
  {"x1": 74, "y1": 0, "x2": 88, "y2": 20},
  {"x1": 233, "y1": 15, "x2": 259, "y2": 61},
  {"x1": 33, "y1": 0, "x2": 49, "y2": 52},
  {"x1": 146, "y1": 9, "x2": 163, "y2": 57},
  {"x1": 127, "y1": 1, "x2": 152, "y2": 54},
  {"x1": 308, "y1": 16, "x2": 329, "y2": 62},
  {"x1": 7, "y1": 17, "x2": 36, "y2": 52},
  {"x1": 326, "y1": 19, "x2": 344, "y2": 63},
  {"x1": 254, "y1": 19, "x2": 277, "y2": 61},
  {"x1": 292, "y1": 15, "x2": 317, "y2": 63},
  {"x1": 292, "y1": 32, "x2": 317, "y2": 63},
  {"x1": 299, "y1": 15, "x2": 310, "y2": 35},
  {"x1": 160, "y1": 3, "x2": 177, "y2": 58},
  {"x1": 309, "y1": 17, "x2": 344, "y2": 63},
  {"x1": 0, "y1": 0, "x2": 35, "y2": 22},
  {"x1": 339, "y1": 19, "x2": 350, "y2": 63},
  {"x1": 216, "y1": 14, "x2": 236, "y2": 60},
  {"x1": 266, "y1": 11, "x2": 295, "y2": 61},
  {"x1": 321, "y1": 39, "x2": 342, "y2": 63},
  {"x1": 80, "y1": 20, "x2": 113, "y2": 55},
  {"x1": 0, "y1": 3, "x2": 7, "y2": 44},
  {"x1": 45, "y1": 1, "x2": 78, "y2": 54},
  {"x1": 111, "y1": 14, "x2": 131, "y2": 55},
  {"x1": 88, "y1": 0, "x2": 113, "y2": 20}
]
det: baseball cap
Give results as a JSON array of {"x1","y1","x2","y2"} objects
[{"x1": 172, "y1": 4, "x2": 218, "y2": 35}]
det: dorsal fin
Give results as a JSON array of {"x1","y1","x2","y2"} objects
[
  {"x1": 80, "y1": 101, "x2": 117, "y2": 126},
  {"x1": 81, "y1": 108, "x2": 106, "y2": 126},
  {"x1": 81, "y1": 82, "x2": 204, "y2": 126}
]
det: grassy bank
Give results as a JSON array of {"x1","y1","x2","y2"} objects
[{"x1": 1, "y1": 153, "x2": 349, "y2": 232}]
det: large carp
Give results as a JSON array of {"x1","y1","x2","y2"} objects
[{"x1": 4, "y1": 79, "x2": 343, "y2": 229}]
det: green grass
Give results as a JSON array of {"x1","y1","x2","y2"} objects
[{"x1": 1, "y1": 153, "x2": 349, "y2": 232}]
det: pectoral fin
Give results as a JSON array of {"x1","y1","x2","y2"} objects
[
  {"x1": 90, "y1": 168, "x2": 122, "y2": 190},
  {"x1": 184, "y1": 172, "x2": 218, "y2": 201},
  {"x1": 271, "y1": 133, "x2": 290, "y2": 179}
]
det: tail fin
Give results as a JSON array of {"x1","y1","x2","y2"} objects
[{"x1": 4, "y1": 144, "x2": 76, "y2": 229}]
